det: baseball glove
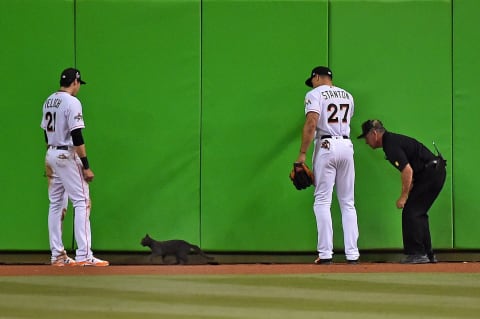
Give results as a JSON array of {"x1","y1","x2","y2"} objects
[{"x1": 289, "y1": 162, "x2": 314, "y2": 190}]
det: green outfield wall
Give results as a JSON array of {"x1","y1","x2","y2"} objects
[
  {"x1": 0, "y1": 0, "x2": 477, "y2": 253},
  {"x1": 452, "y1": 0, "x2": 480, "y2": 249}
]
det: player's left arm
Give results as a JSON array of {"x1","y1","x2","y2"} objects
[{"x1": 296, "y1": 111, "x2": 319, "y2": 163}]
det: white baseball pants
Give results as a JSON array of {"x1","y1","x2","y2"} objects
[
  {"x1": 312, "y1": 138, "x2": 359, "y2": 261},
  {"x1": 46, "y1": 148, "x2": 93, "y2": 261}
]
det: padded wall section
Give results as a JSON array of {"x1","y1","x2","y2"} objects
[
  {"x1": 75, "y1": 0, "x2": 201, "y2": 250},
  {"x1": 2, "y1": 0, "x2": 478, "y2": 253},
  {"x1": 201, "y1": 0, "x2": 329, "y2": 251},
  {"x1": 330, "y1": 0, "x2": 453, "y2": 249},
  {"x1": 0, "y1": 0, "x2": 75, "y2": 250},
  {"x1": 452, "y1": 0, "x2": 480, "y2": 248}
]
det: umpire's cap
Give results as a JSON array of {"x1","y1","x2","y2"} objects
[
  {"x1": 60, "y1": 68, "x2": 86, "y2": 86},
  {"x1": 357, "y1": 120, "x2": 384, "y2": 139},
  {"x1": 305, "y1": 66, "x2": 333, "y2": 87}
]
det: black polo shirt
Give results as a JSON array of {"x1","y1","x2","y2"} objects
[{"x1": 382, "y1": 131, "x2": 436, "y2": 176}]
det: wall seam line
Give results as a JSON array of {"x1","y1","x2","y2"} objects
[
  {"x1": 451, "y1": 0, "x2": 455, "y2": 249},
  {"x1": 199, "y1": 0, "x2": 204, "y2": 248}
]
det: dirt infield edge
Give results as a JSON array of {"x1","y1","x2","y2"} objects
[{"x1": 1, "y1": 262, "x2": 480, "y2": 276}]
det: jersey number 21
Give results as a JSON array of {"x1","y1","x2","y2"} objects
[{"x1": 45, "y1": 112, "x2": 56, "y2": 132}]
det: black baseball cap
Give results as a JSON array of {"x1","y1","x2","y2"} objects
[
  {"x1": 305, "y1": 66, "x2": 333, "y2": 87},
  {"x1": 60, "y1": 68, "x2": 86, "y2": 86},
  {"x1": 357, "y1": 119, "x2": 384, "y2": 139}
]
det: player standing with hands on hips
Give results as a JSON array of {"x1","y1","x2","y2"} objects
[
  {"x1": 357, "y1": 119, "x2": 446, "y2": 264},
  {"x1": 41, "y1": 68, "x2": 109, "y2": 266},
  {"x1": 294, "y1": 66, "x2": 360, "y2": 264}
]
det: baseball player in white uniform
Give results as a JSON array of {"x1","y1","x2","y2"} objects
[
  {"x1": 41, "y1": 68, "x2": 108, "y2": 266},
  {"x1": 295, "y1": 66, "x2": 360, "y2": 264}
]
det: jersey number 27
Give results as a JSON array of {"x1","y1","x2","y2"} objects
[{"x1": 327, "y1": 103, "x2": 350, "y2": 123}]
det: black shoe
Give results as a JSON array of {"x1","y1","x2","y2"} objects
[
  {"x1": 427, "y1": 254, "x2": 438, "y2": 263},
  {"x1": 346, "y1": 259, "x2": 359, "y2": 265},
  {"x1": 314, "y1": 258, "x2": 333, "y2": 265},
  {"x1": 400, "y1": 255, "x2": 430, "y2": 264}
]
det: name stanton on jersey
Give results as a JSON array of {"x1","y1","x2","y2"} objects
[
  {"x1": 321, "y1": 90, "x2": 350, "y2": 100},
  {"x1": 305, "y1": 89, "x2": 351, "y2": 107}
]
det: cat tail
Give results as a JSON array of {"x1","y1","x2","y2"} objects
[{"x1": 191, "y1": 245, "x2": 214, "y2": 260}]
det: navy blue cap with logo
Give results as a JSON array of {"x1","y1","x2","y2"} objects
[
  {"x1": 305, "y1": 66, "x2": 333, "y2": 87},
  {"x1": 60, "y1": 68, "x2": 86, "y2": 86}
]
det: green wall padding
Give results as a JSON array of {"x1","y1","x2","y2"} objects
[
  {"x1": 200, "y1": 0, "x2": 329, "y2": 251},
  {"x1": 330, "y1": 0, "x2": 453, "y2": 249},
  {"x1": 0, "y1": 0, "x2": 75, "y2": 250},
  {"x1": 453, "y1": 0, "x2": 480, "y2": 248},
  {"x1": 73, "y1": 0, "x2": 202, "y2": 250},
  {"x1": 1, "y1": 0, "x2": 479, "y2": 253}
]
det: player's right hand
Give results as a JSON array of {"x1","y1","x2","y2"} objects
[{"x1": 83, "y1": 168, "x2": 94, "y2": 182}]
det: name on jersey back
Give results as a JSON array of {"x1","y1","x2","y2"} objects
[
  {"x1": 44, "y1": 98, "x2": 62, "y2": 109},
  {"x1": 321, "y1": 90, "x2": 350, "y2": 100}
]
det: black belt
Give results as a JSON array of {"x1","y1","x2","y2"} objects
[
  {"x1": 49, "y1": 145, "x2": 69, "y2": 150},
  {"x1": 321, "y1": 135, "x2": 349, "y2": 139}
]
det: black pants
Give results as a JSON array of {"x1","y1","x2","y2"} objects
[{"x1": 402, "y1": 160, "x2": 446, "y2": 256}]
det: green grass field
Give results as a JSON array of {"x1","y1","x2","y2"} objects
[{"x1": 1, "y1": 273, "x2": 479, "y2": 318}]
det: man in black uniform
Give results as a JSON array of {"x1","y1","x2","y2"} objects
[{"x1": 358, "y1": 120, "x2": 446, "y2": 264}]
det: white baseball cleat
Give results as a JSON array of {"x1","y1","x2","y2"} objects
[
  {"x1": 77, "y1": 257, "x2": 109, "y2": 267},
  {"x1": 51, "y1": 253, "x2": 77, "y2": 267}
]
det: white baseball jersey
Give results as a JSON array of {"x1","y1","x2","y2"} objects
[
  {"x1": 304, "y1": 85, "x2": 354, "y2": 138},
  {"x1": 40, "y1": 91, "x2": 85, "y2": 146}
]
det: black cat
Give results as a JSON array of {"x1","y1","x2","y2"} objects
[{"x1": 140, "y1": 234, "x2": 214, "y2": 265}]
